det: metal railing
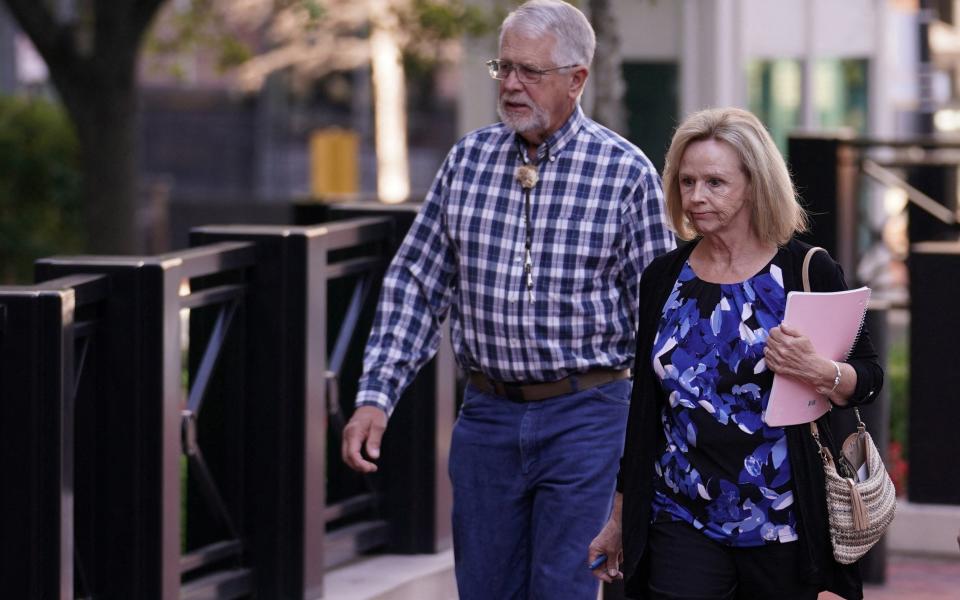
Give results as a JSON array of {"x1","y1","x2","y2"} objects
[
  {"x1": 0, "y1": 273, "x2": 109, "y2": 600},
  {"x1": 0, "y1": 216, "x2": 456, "y2": 599}
]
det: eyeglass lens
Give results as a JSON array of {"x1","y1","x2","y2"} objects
[{"x1": 488, "y1": 60, "x2": 540, "y2": 83}]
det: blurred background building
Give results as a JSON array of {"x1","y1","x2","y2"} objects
[
  {"x1": 461, "y1": 0, "x2": 926, "y2": 163},
  {"x1": 0, "y1": 1, "x2": 939, "y2": 204},
  {"x1": 0, "y1": 0, "x2": 953, "y2": 247}
]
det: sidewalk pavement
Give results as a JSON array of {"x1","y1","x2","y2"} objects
[
  {"x1": 326, "y1": 548, "x2": 959, "y2": 600},
  {"x1": 820, "y1": 553, "x2": 960, "y2": 600},
  {"x1": 326, "y1": 500, "x2": 960, "y2": 599}
]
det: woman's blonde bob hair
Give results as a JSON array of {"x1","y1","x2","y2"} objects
[{"x1": 662, "y1": 107, "x2": 808, "y2": 245}]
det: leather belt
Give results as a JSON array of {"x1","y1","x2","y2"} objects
[{"x1": 468, "y1": 368, "x2": 631, "y2": 402}]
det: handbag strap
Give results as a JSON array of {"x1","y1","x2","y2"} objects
[
  {"x1": 810, "y1": 406, "x2": 866, "y2": 463},
  {"x1": 801, "y1": 246, "x2": 826, "y2": 293},
  {"x1": 808, "y1": 420, "x2": 832, "y2": 465},
  {"x1": 800, "y1": 246, "x2": 840, "y2": 446}
]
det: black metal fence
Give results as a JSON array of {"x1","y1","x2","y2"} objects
[{"x1": 0, "y1": 217, "x2": 456, "y2": 599}]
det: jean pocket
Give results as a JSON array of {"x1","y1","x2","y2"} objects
[
  {"x1": 590, "y1": 378, "x2": 632, "y2": 406},
  {"x1": 459, "y1": 383, "x2": 488, "y2": 416}
]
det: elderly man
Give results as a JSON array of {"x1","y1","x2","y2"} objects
[{"x1": 341, "y1": 0, "x2": 674, "y2": 597}]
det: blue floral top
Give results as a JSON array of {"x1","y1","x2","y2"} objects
[{"x1": 650, "y1": 259, "x2": 799, "y2": 547}]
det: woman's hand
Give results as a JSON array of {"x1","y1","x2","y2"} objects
[
  {"x1": 765, "y1": 324, "x2": 855, "y2": 405},
  {"x1": 764, "y1": 323, "x2": 823, "y2": 381},
  {"x1": 588, "y1": 493, "x2": 624, "y2": 583}
]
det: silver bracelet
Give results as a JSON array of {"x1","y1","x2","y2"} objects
[{"x1": 827, "y1": 360, "x2": 841, "y2": 395}]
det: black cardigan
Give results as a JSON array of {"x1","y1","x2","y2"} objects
[{"x1": 617, "y1": 238, "x2": 883, "y2": 600}]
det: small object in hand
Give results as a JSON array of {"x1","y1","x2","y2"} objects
[{"x1": 588, "y1": 554, "x2": 607, "y2": 570}]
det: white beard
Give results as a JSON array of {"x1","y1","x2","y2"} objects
[{"x1": 498, "y1": 95, "x2": 550, "y2": 135}]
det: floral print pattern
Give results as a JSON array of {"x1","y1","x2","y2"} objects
[{"x1": 650, "y1": 260, "x2": 798, "y2": 546}]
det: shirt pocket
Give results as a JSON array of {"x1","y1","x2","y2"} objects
[{"x1": 540, "y1": 200, "x2": 620, "y2": 295}]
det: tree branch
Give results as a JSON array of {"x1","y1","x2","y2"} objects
[
  {"x1": 89, "y1": 0, "x2": 164, "y2": 60},
  {"x1": 129, "y1": 0, "x2": 167, "y2": 41},
  {"x1": 2, "y1": 0, "x2": 77, "y2": 67}
]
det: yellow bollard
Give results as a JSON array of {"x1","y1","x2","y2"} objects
[{"x1": 309, "y1": 128, "x2": 359, "y2": 200}]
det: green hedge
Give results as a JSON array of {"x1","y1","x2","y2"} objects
[{"x1": 0, "y1": 95, "x2": 84, "y2": 283}]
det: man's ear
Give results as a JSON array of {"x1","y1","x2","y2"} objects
[{"x1": 569, "y1": 66, "x2": 589, "y2": 100}]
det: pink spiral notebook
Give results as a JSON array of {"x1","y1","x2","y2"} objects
[{"x1": 764, "y1": 286, "x2": 871, "y2": 427}]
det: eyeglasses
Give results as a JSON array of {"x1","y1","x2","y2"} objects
[{"x1": 485, "y1": 59, "x2": 578, "y2": 84}]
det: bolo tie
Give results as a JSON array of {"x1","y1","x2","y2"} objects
[{"x1": 514, "y1": 146, "x2": 543, "y2": 304}]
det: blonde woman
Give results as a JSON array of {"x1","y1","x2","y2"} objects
[{"x1": 589, "y1": 107, "x2": 882, "y2": 599}]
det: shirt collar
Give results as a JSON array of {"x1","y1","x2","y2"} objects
[{"x1": 514, "y1": 104, "x2": 585, "y2": 165}]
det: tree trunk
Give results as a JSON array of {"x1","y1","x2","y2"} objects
[
  {"x1": 589, "y1": 0, "x2": 626, "y2": 134},
  {"x1": 67, "y1": 84, "x2": 140, "y2": 254},
  {"x1": 2, "y1": 0, "x2": 164, "y2": 255}
]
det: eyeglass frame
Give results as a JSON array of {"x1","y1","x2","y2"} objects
[{"x1": 485, "y1": 59, "x2": 580, "y2": 84}]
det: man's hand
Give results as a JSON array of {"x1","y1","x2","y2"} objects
[
  {"x1": 588, "y1": 518, "x2": 624, "y2": 583},
  {"x1": 588, "y1": 493, "x2": 624, "y2": 583},
  {"x1": 341, "y1": 405, "x2": 388, "y2": 473}
]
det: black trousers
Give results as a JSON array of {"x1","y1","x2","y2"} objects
[{"x1": 646, "y1": 521, "x2": 819, "y2": 600}]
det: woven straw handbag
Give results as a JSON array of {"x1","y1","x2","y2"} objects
[
  {"x1": 802, "y1": 246, "x2": 897, "y2": 564},
  {"x1": 810, "y1": 412, "x2": 897, "y2": 564}
]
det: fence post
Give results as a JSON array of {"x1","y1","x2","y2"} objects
[
  {"x1": 35, "y1": 259, "x2": 184, "y2": 600},
  {"x1": 0, "y1": 287, "x2": 75, "y2": 599},
  {"x1": 378, "y1": 321, "x2": 457, "y2": 554},
  {"x1": 190, "y1": 225, "x2": 331, "y2": 599},
  {"x1": 908, "y1": 241, "x2": 960, "y2": 504},
  {"x1": 295, "y1": 202, "x2": 458, "y2": 554},
  {"x1": 787, "y1": 134, "x2": 861, "y2": 276}
]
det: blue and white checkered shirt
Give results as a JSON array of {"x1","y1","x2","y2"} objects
[{"x1": 357, "y1": 105, "x2": 675, "y2": 415}]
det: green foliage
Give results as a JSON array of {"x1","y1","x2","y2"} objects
[
  {"x1": 399, "y1": 0, "x2": 503, "y2": 94},
  {"x1": 146, "y1": 0, "x2": 256, "y2": 74},
  {"x1": 300, "y1": 0, "x2": 326, "y2": 22},
  {"x1": 0, "y1": 95, "x2": 84, "y2": 283},
  {"x1": 216, "y1": 36, "x2": 255, "y2": 71},
  {"x1": 409, "y1": 0, "x2": 496, "y2": 40},
  {"x1": 887, "y1": 332, "x2": 909, "y2": 456}
]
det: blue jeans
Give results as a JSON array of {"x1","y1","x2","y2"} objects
[{"x1": 449, "y1": 379, "x2": 631, "y2": 600}]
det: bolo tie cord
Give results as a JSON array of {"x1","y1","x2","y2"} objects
[
  {"x1": 523, "y1": 185, "x2": 534, "y2": 303},
  {"x1": 519, "y1": 144, "x2": 547, "y2": 304}
]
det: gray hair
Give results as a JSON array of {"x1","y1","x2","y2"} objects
[{"x1": 500, "y1": 0, "x2": 596, "y2": 68}]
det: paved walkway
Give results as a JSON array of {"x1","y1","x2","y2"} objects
[
  {"x1": 325, "y1": 549, "x2": 958, "y2": 599},
  {"x1": 819, "y1": 553, "x2": 960, "y2": 600}
]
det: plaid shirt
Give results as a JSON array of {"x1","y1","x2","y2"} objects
[{"x1": 357, "y1": 106, "x2": 675, "y2": 415}]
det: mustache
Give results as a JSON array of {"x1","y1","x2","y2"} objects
[{"x1": 500, "y1": 95, "x2": 534, "y2": 108}]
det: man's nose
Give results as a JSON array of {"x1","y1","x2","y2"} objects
[{"x1": 501, "y1": 67, "x2": 524, "y2": 90}]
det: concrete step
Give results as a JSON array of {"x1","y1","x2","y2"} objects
[
  {"x1": 323, "y1": 548, "x2": 457, "y2": 600},
  {"x1": 888, "y1": 499, "x2": 960, "y2": 557}
]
